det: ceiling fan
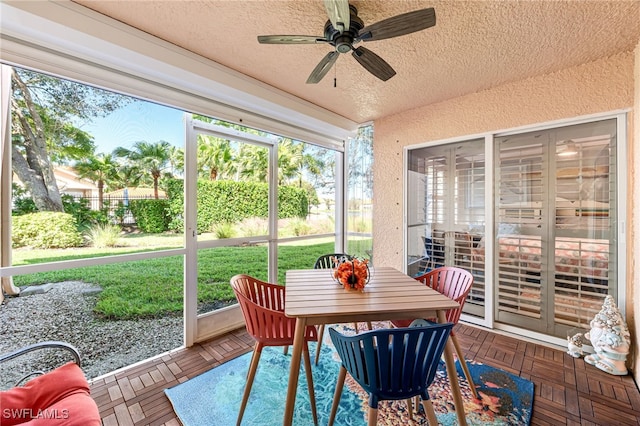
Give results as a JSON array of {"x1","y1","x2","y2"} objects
[{"x1": 257, "y1": 0, "x2": 436, "y2": 84}]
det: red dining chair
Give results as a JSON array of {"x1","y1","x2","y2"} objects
[
  {"x1": 392, "y1": 266, "x2": 478, "y2": 398},
  {"x1": 313, "y1": 254, "x2": 372, "y2": 365},
  {"x1": 230, "y1": 274, "x2": 318, "y2": 426}
]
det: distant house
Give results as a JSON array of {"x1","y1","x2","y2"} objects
[
  {"x1": 54, "y1": 166, "x2": 99, "y2": 199},
  {"x1": 53, "y1": 166, "x2": 100, "y2": 209},
  {"x1": 13, "y1": 166, "x2": 99, "y2": 209},
  {"x1": 55, "y1": 167, "x2": 165, "y2": 209}
]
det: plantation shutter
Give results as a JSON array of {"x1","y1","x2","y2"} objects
[
  {"x1": 495, "y1": 137, "x2": 546, "y2": 327},
  {"x1": 494, "y1": 119, "x2": 617, "y2": 335},
  {"x1": 454, "y1": 149, "x2": 486, "y2": 315},
  {"x1": 552, "y1": 126, "x2": 616, "y2": 330}
]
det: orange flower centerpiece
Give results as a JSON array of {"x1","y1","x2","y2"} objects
[{"x1": 332, "y1": 257, "x2": 370, "y2": 291}]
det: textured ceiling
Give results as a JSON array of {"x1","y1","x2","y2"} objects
[{"x1": 72, "y1": 0, "x2": 640, "y2": 124}]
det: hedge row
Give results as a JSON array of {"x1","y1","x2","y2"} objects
[
  {"x1": 164, "y1": 179, "x2": 308, "y2": 233},
  {"x1": 129, "y1": 199, "x2": 171, "y2": 233},
  {"x1": 11, "y1": 180, "x2": 309, "y2": 242}
]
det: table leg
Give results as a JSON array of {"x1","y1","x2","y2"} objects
[
  {"x1": 283, "y1": 317, "x2": 307, "y2": 425},
  {"x1": 437, "y1": 310, "x2": 467, "y2": 426}
]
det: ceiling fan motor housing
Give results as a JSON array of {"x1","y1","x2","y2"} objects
[{"x1": 323, "y1": 5, "x2": 363, "y2": 54}]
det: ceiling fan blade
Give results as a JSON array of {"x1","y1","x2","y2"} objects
[
  {"x1": 358, "y1": 8, "x2": 436, "y2": 42},
  {"x1": 351, "y1": 46, "x2": 396, "y2": 81},
  {"x1": 323, "y1": 0, "x2": 350, "y2": 33},
  {"x1": 258, "y1": 35, "x2": 326, "y2": 44},
  {"x1": 306, "y1": 51, "x2": 339, "y2": 84}
]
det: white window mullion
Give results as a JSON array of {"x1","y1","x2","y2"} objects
[
  {"x1": 268, "y1": 138, "x2": 278, "y2": 284},
  {"x1": 183, "y1": 115, "x2": 199, "y2": 347},
  {"x1": 615, "y1": 112, "x2": 627, "y2": 315}
]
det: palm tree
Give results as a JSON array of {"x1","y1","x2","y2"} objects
[
  {"x1": 278, "y1": 139, "x2": 304, "y2": 185},
  {"x1": 168, "y1": 145, "x2": 184, "y2": 176},
  {"x1": 304, "y1": 144, "x2": 333, "y2": 188},
  {"x1": 114, "y1": 140, "x2": 172, "y2": 199},
  {"x1": 197, "y1": 135, "x2": 235, "y2": 180},
  {"x1": 236, "y1": 144, "x2": 268, "y2": 182},
  {"x1": 74, "y1": 153, "x2": 119, "y2": 209},
  {"x1": 278, "y1": 139, "x2": 326, "y2": 187}
]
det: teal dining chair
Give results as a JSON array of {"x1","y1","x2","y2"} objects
[{"x1": 328, "y1": 323, "x2": 453, "y2": 426}]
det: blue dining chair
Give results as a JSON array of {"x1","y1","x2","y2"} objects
[
  {"x1": 392, "y1": 266, "x2": 478, "y2": 399},
  {"x1": 328, "y1": 323, "x2": 454, "y2": 426}
]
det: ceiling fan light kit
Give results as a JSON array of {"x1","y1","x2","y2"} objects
[{"x1": 257, "y1": 0, "x2": 436, "y2": 84}]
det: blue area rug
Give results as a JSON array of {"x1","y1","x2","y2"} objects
[{"x1": 165, "y1": 325, "x2": 533, "y2": 425}]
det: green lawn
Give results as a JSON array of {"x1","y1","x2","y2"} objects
[{"x1": 12, "y1": 235, "x2": 371, "y2": 320}]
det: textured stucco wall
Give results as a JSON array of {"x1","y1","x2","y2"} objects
[{"x1": 373, "y1": 51, "x2": 637, "y2": 369}]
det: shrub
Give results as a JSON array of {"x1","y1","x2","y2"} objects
[
  {"x1": 12, "y1": 212, "x2": 83, "y2": 248},
  {"x1": 62, "y1": 195, "x2": 109, "y2": 230},
  {"x1": 278, "y1": 185, "x2": 309, "y2": 219},
  {"x1": 210, "y1": 222, "x2": 236, "y2": 239},
  {"x1": 129, "y1": 199, "x2": 171, "y2": 233},
  {"x1": 281, "y1": 217, "x2": 312, "y2": 237},
  {"x1": 85, "y1": 223, "x2": 122, "y2": 248},
  {"x1": 11, "y1": 184, "x2": 37, "y2": 215},
  {"x1": 113, "y1": 201, "x2": 127, "y2": 225}
]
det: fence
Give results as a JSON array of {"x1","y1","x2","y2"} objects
[{"x1": 67, "y1": 194, "x2": 166, "y2": 225}]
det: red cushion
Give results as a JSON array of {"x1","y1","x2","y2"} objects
[
  {"x1": 20, "y1": 392, "x2": 101, "y2": 426},
  {"x1": 0, "y1": 362, "x2": 100, "y2": 426}
]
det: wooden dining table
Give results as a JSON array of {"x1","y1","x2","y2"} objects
[{"x1": 283, "y1": 266, "x2": 468, "y2": 426}]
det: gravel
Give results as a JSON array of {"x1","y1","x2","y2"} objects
[{"x1": 0, "y1": 281, "x2": 182, "y2": 389}]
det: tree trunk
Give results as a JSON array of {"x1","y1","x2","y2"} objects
[
  {"x1": 12, "y1": 144, "x2": 63, "y2": 211},
  {"x1": 10, "y1": 69, "x2": 63, "y2": 211},
  {"x1": 152, "y1": 171, "x2": 160, "y2": 199},
  {"x1": 98, "y1": 179, "x2": 104, "y2": 210}
]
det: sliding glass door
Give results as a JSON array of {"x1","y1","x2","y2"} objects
[
  {"x1": 406, "y1": 115, "x2": 623, "y2": 340},
  {"x1": 495, "y1": 119, "x2": 617, "y2": 336},
  {"x1": 406, "y1": 138, "x2": 486, "y2": 316}
]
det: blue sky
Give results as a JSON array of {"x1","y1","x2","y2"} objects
[{"x1": 82, "y1": 101, "x2": 185, "y2": 155}]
